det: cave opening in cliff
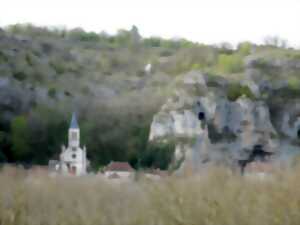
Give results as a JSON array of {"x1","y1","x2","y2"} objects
[
  {"x1": 253, "y1": 144, "x2": 263, "y2": 152},
  {"x1": 198, "y1": 112, "x2": 205, "y2": 121},
  {"x1": 297, "y1": 129, "x2": 300, "y2": 139}
]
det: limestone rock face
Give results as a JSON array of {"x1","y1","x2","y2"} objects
[
  {"x1": 245, "y1": 53, "x2": 300, "y2": 82},
  {"x1": 183, "y1": 70, "x2": 207, "y2": 86},
  {"x1": 148, "y1": 71, "x2": 298, "y2": 173},
  {"x1": 149, "y1": 109, "x2": 204, "y2": 141},
  {"x1": 277, "y1": 102, "x2": 300, "y2": 140}
]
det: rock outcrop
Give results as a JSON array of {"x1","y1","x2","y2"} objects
[{"x1": 149, "y1": 71, "x2": 300, "y2": 173}]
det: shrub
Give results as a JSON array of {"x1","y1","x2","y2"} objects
[
  {"x1": 13, "y1": 71, "x2": 27, "y2": 81},
  {"x1": 0, "y1": 51, "x2": 8, "y2": 63},
  {"x1": 144, "y1": 37, "x2": 161, "y2": 47},
  {"x1": 237, "y1": 42, "x2": 252, "y2": 56},
  {"x1": 67, "y1": 28, "x2": 100, "y2": 42},
  {"x1": 78, "y1": 32, "x2": 100, "y2": 42},
  {"x1": 217, "y1": 53, "x2": 244, "y2": 73},
  {"x1": 50, "y1": 60, "x2": 65, "y2": 74},
  {"x1": 227, "y1": 84, "x2": 255, "y2": 101},
  {"x1": 48, "y1": 87, "x2": 57, "y2": 99},
  {"x1": 288, "y1": 77, "x2": 300, "y2": 90},
  {"x1": 25, "y1": 53, "x2": 34, "y2": 66}
]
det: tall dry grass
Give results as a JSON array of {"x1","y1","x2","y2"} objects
[{"x1": 1, "y1": 165, "x2": 300, "y2": 225}]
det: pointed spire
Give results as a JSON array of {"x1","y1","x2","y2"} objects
[{"x1": 70, "y1": 112, "x2": 79, "y2": 129}]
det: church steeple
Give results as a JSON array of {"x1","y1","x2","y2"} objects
[
  {"x1": 70, "y1": 112, "x2": 79, "y2": 129},
  {"x1": 68, "y1": 112, "x2": 80, "y2": 148}
]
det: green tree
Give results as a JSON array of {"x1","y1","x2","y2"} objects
[
  {"x1": 237, "y1": 42, "x2": 252, "y2": 56},
  {"x1": 140, "y1": 141, "x2": 175, "y2": 170},
  {"x1": 11, "y1": 116, "x2": 30, "y2": 160},
  {"x1": 130, "y1": 25, "x2": 141, "y2": 46},
  {"x1": 0, "y1": 131, "x2": 7, "y2": 163}
]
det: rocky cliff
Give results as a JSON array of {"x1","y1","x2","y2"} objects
[{"x1": 149, "y1": 68, "x2": 300, "y2": 173}]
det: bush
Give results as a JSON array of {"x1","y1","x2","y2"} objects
[
  {"x1": 144, "y1": 37, "x2": 161, "y2": 47},
  {"x1": 288, "y1": 77, "x2": 300, "y2": 90},
  {"x1": 13, "y1": 71, "x2": 27, "y2": 81},
  {"x1": 0, "y1": 51, "x2": 8, "y2": 63},
  {"x1": 25, "y1": 53, "x2": 34, "y2": 66},
  {"x1": 48, "y1": 87, "x2": 57, "y2": 99},
  {"x1": 50, "y1": 60, "x2": 65, "y2": 74},
  {"x1": 237, "y1": 42, "x2": 252, "y2": 56},
  {"x1": 217, "y1": 53, "x2": 244, "y2": 73},
  {"x1": 227, "y1": 84, "x2": 255, "y2": 101},
  {"x1": 67, "y1": 28, "x2": 100, "y2": 42}
]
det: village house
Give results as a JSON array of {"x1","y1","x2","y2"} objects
[
  {"x1": 103, "y1": 161, "x2": 134, "y2": 179},
  {"x1": 244, "y1": 161, "x2": 275, "y2": 179},
  {"x1": 143, "y1": 169, "x2": 169, "y2": 180},
  {"x1": 49, "y1": 113, "x2": 89, "y2": 176}
]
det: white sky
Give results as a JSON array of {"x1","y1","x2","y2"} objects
[{"x1": 1, "y1": 0, "x2": 300, "y2": 46}]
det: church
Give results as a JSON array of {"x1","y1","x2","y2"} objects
[{"x1": 49, "y1": 113, "x2": 88, "y2": 176}]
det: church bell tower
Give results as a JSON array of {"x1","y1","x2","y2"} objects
[{"x1": 68, "y1": 112, "x2": 80, "y2": 148}]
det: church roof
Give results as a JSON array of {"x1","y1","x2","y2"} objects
[{"x1": 70, "y1": 112, "x2": 79, "y2": 129}]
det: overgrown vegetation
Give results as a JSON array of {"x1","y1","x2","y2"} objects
[
  {"x1": 217, "y1": 53, "x2": 244, "y2": 74},
  {"x1": 227, "y1": 83, "x2": 256, "y2": 101},
  {"x1": 0, "y1": 24, "x2": 298, "y2": 170},
  {"x1": 1, "y1": 165, "x2": 300, "y2": 225}
]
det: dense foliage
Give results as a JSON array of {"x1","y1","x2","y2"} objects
[{"x1": 0, "y1": 24, "x2": 299, "y2": 170}]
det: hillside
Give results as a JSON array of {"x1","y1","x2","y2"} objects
[{"x1": 0, "y1": 24, "x2": 300, "y2": 170}]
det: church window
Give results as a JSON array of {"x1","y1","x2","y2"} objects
[
  {"x1": 72, "y1": 154, "x2": 76, "y2": 159},
  {"x1": 71, "y1": 132, "x2": 77, "y2": 140}
]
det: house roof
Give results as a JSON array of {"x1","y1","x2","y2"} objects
[
  {"x1": 70, "y1": 112, "x2": 79, "y2": 129},
  {"x1": 105, "y1": 162, "x2": 134, "y2": 172},
  {"x1": 245, "y1": 161, "x2": 274, "y2": 173}
]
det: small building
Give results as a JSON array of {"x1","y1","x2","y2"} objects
[
  {"x1": 49, "y1": 113, "x2": 88, "y2": 176},
  {"x1": 144, "y1": 169, "x2": 169, "y2": 180},
  {"x1": 104, "y1": 162, "x2": 134, "y2": 179},
  {"x1": 244, "y1": 161, "x2": 274, "y2": 180}
]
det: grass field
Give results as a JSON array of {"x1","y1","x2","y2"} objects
[{"x1": 0, "y1": 165, "x2": 300, "y2": 225}]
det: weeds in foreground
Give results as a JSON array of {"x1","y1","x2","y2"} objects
[{"x1": 0, "y1": 166, "x2": 300, "y2": 225}]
